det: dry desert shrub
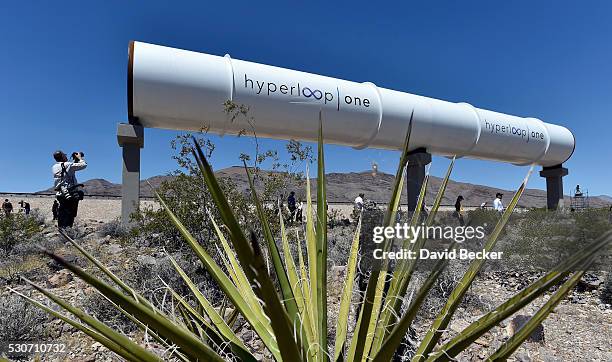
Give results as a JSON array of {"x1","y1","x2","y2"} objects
[{"x1": 0, "y1": 294, "x2": 49, "y2": 341}]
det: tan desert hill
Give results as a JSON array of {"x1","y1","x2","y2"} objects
[{"x1": 36, "y1": 166, "x2": 610, "y2": 208}]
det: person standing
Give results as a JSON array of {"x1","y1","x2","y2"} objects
[
  {"x1": 575, "y1": 184, "x2": 582, "y2": 196},
  {"x1": 52, "y1": 200, "x2": 59, "y2": 221},
  {"x1": 278, "y1": 193, "x2": 285, "y2": 215},
  {"x1": 454, "y1": 195, "x2": 465, "y2": 226},
  {"x1": 493, "y1": 193, "x2": 504, "y2": 213},
  {"x1": 354, "y1": 193, "x2": 364, "y2": 211},
  {"x1": 295, "y1": 199, "x2": 303, "y2": 224},
  {"x1": 2, "y1": 199, "x2": 13, "y2": 217},
  {"x1": 287, "y1": 191, "x2": 296, "y2": 224},
  {"x1": 52, "y1": 150, "x2": 87, "y2": 228},
  {"x1": 19, "y1": 200, "x2": 31, "y2": 215}
]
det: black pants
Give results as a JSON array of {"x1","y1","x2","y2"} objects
[
  {"x1": 288, "y1": 206, "x2": 296, "y2": 224},
  {"x1": 57, "y1": 197, "x2": 79, "y2": 228}
]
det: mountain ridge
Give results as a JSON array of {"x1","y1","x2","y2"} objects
[{"x1": 36, "y1": 166, "x2": 611, "y2": 208}]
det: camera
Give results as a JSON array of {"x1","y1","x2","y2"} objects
[{"x1": 71, "y1": 151, "x2": 84, "y2": 161}]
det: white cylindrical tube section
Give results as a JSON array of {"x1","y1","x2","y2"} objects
[{"x1": 129, "y1": 41, "x2": 575, "y2": 166}]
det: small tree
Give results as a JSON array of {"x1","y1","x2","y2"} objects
[
  {"x1": 0, "y1": 213, "x2": 42, "y2": 256},
  {"x1": 128, "y1": 101, "x2": 313, "y2": 250}
]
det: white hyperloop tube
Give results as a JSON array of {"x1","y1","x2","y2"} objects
[{"x1": 128, "y1": 41, "x2": 575, "y2": 167}]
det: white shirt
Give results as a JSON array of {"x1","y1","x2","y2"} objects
[
  {"x1": 493, "y1": 198, "x2": 503, "y2": 212},
  {"x1": 354, "y1": 196, "x2": 364, "y2": 209},
  {"x1": 52, "y1": 160, "x2": 87, "y2": 194}
]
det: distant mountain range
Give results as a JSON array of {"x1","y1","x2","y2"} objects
[
  {"x1": 37, "y1": 166, "x2": 612, "y2": 208},
  {"x1": 596, "y1": 194, "x2": 612, "y2": 203}
]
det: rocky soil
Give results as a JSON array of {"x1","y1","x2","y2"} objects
[
  {"x1": 431, "y1": 272, "x2": 612, "y2": 361},
  {"x1": 1, "y1": 221, "x2": 611, "y2": 361}
]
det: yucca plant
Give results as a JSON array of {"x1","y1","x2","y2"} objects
[{"x1": 8, "y1": 118, "x2": 611, "y2": 361}]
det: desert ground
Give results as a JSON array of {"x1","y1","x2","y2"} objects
[
  {"x1": 1, "y1": 194, "x2": 474, "y2": 225},
  {"x1": 1, "y1": 195, "x2": 610, "y2": 361},
  {"x1": 0, "y1": 195, "x2": 158, "y2": 224}
]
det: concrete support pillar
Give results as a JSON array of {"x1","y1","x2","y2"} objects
[
  {"x1": 407, "y1": 148, "x2": 432, "y2": 211},
  {"x1": 117, "y1": 123, "x2": 144, "y2": 225},
  {"x1": 539, "y1": 164, "x2": 568, "y2": 210}
]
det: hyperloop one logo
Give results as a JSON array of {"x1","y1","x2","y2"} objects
[
  {"x1": 243, "y1": 73, "x2": 372, "y2": 111},
  {"x1": 302, "y1": 87, "x2": 323, "y2": 100}
]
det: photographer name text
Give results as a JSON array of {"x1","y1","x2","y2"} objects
[
  {"x1": 373, "y1": 248, "x2": 503, "y2": 260},
  {"x1": 372, "y1": 223, "x2": 503, "y2": 261}
]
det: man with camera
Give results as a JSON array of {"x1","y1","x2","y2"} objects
[{"x1": 52, "y1": 150, "x2": 87, "y2": 228}]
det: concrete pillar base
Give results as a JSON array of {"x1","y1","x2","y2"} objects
[
  {"x1": 407, "y1": 148, "x2": 432, "y2": 211},
  {"x1": 117, "y1": 123, "x2": 144, "y2": 225},
  {"x1": 539, "y1": 164, "x2": 568, "y2": 210}
]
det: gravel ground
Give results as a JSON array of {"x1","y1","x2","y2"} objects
[
  {"x1": 0, "y1": 193, "x2": 471, "y2": 224},
  {"x1": 445, "y1": 276, "x2": 612, "y2": 361},
  {"x1": 1, "y1": 197, "x2": 609, "y2": 361},
  {"x1": 0, "y1": 195, "x2": 157, "y2": 224},
  {"x1": 10, "y1": 238, "x2": 609, "y2": 362}
]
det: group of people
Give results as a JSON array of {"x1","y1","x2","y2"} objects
[
  {"x1": 2, "y1": 150, "x2": 87, "y2": 228},
  {"x1": 360, "y1": 192, "x2": 506, "y2": 226},
  {"x1": 1, "y1": 199, "x2": 31, "y2": 217},
  {"x1": 282, "y1": 191, "x2": 304, "y2": 225},
  {"x1": 454, "y1": 192, "x2": 505, "y2": 225},
  {"x1": 3, "y1": 149, "x2": 87, "y2": 230},
  {"x1": 352, "y1": 190, "x2": 506, "y2": 227}
]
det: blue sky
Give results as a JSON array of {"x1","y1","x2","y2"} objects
[{"x1": 1, "y1": 1, "x2": 610, "y2": 196}]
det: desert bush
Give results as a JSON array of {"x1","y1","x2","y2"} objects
[
  {"x1": 1, "y1": 229, "x2": 61, "y2": 285},
  {"x1": 492, "y1": 208, "x2": 612, "y2": 272},
  {"x1": 127, "y1": 129, "x2": 311, "y2": 253},
  {"x1": 327, "y1": 225, "x2": 356, "y2": 267},
  {"x1": 0, "y1": 294, "x2": 49, "y2": 341},
  {"x1": 27, "y1": 208, "x2": 46, "y2": 226},
  {"x1": 97, "y1": 218, "x2": 130, "y2": 239},
  {"x1": 0, "y1": 255, "x2": 47, "y2": 285},
  {"x1": 466, "y1": 208, "x2": 503, "y2": 234},
  {"x1": 358, "y1": 207, "x2": 385, "y2": 275},
  {"x1": 123, "y1": 251, "x2": 224, "y2": 308},
  {"x1": 127, "y1": 173, "x2": 254, "y2": 252},
  {"x1": 0, "y1": 212, "x2": 43, "y2": 256},
  {"x1": 434, "y1": 210, "x2": 461, "y2": 228},
  {"x1": 419, "y1": 264, "x2": 488, "y2": 320},
  {"x1": 0, "y1": 259, "x2": 23, "y2": 285},
  {"x1": 600, "y1": 272, "x2": 612, "y2": 305},
  {"x1": 572, "y1": 208, "x2": 612, "y2": 241},
  {"x1": 79, "y1": 292, "x2": 137, "y2": 335},
  {"x1": 327, "y1": 207, "x2": 348, "y2": 229},
  {"x1": 21, "y1": 235, "x2": 64, "y2": 258},
  {"x1": 58, "y1": 221, "x2": 87, "y2": 240}
]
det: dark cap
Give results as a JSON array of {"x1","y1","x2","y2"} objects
[{"x1": 53, "y1": 150, "x2": 66, "y2": 161}]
